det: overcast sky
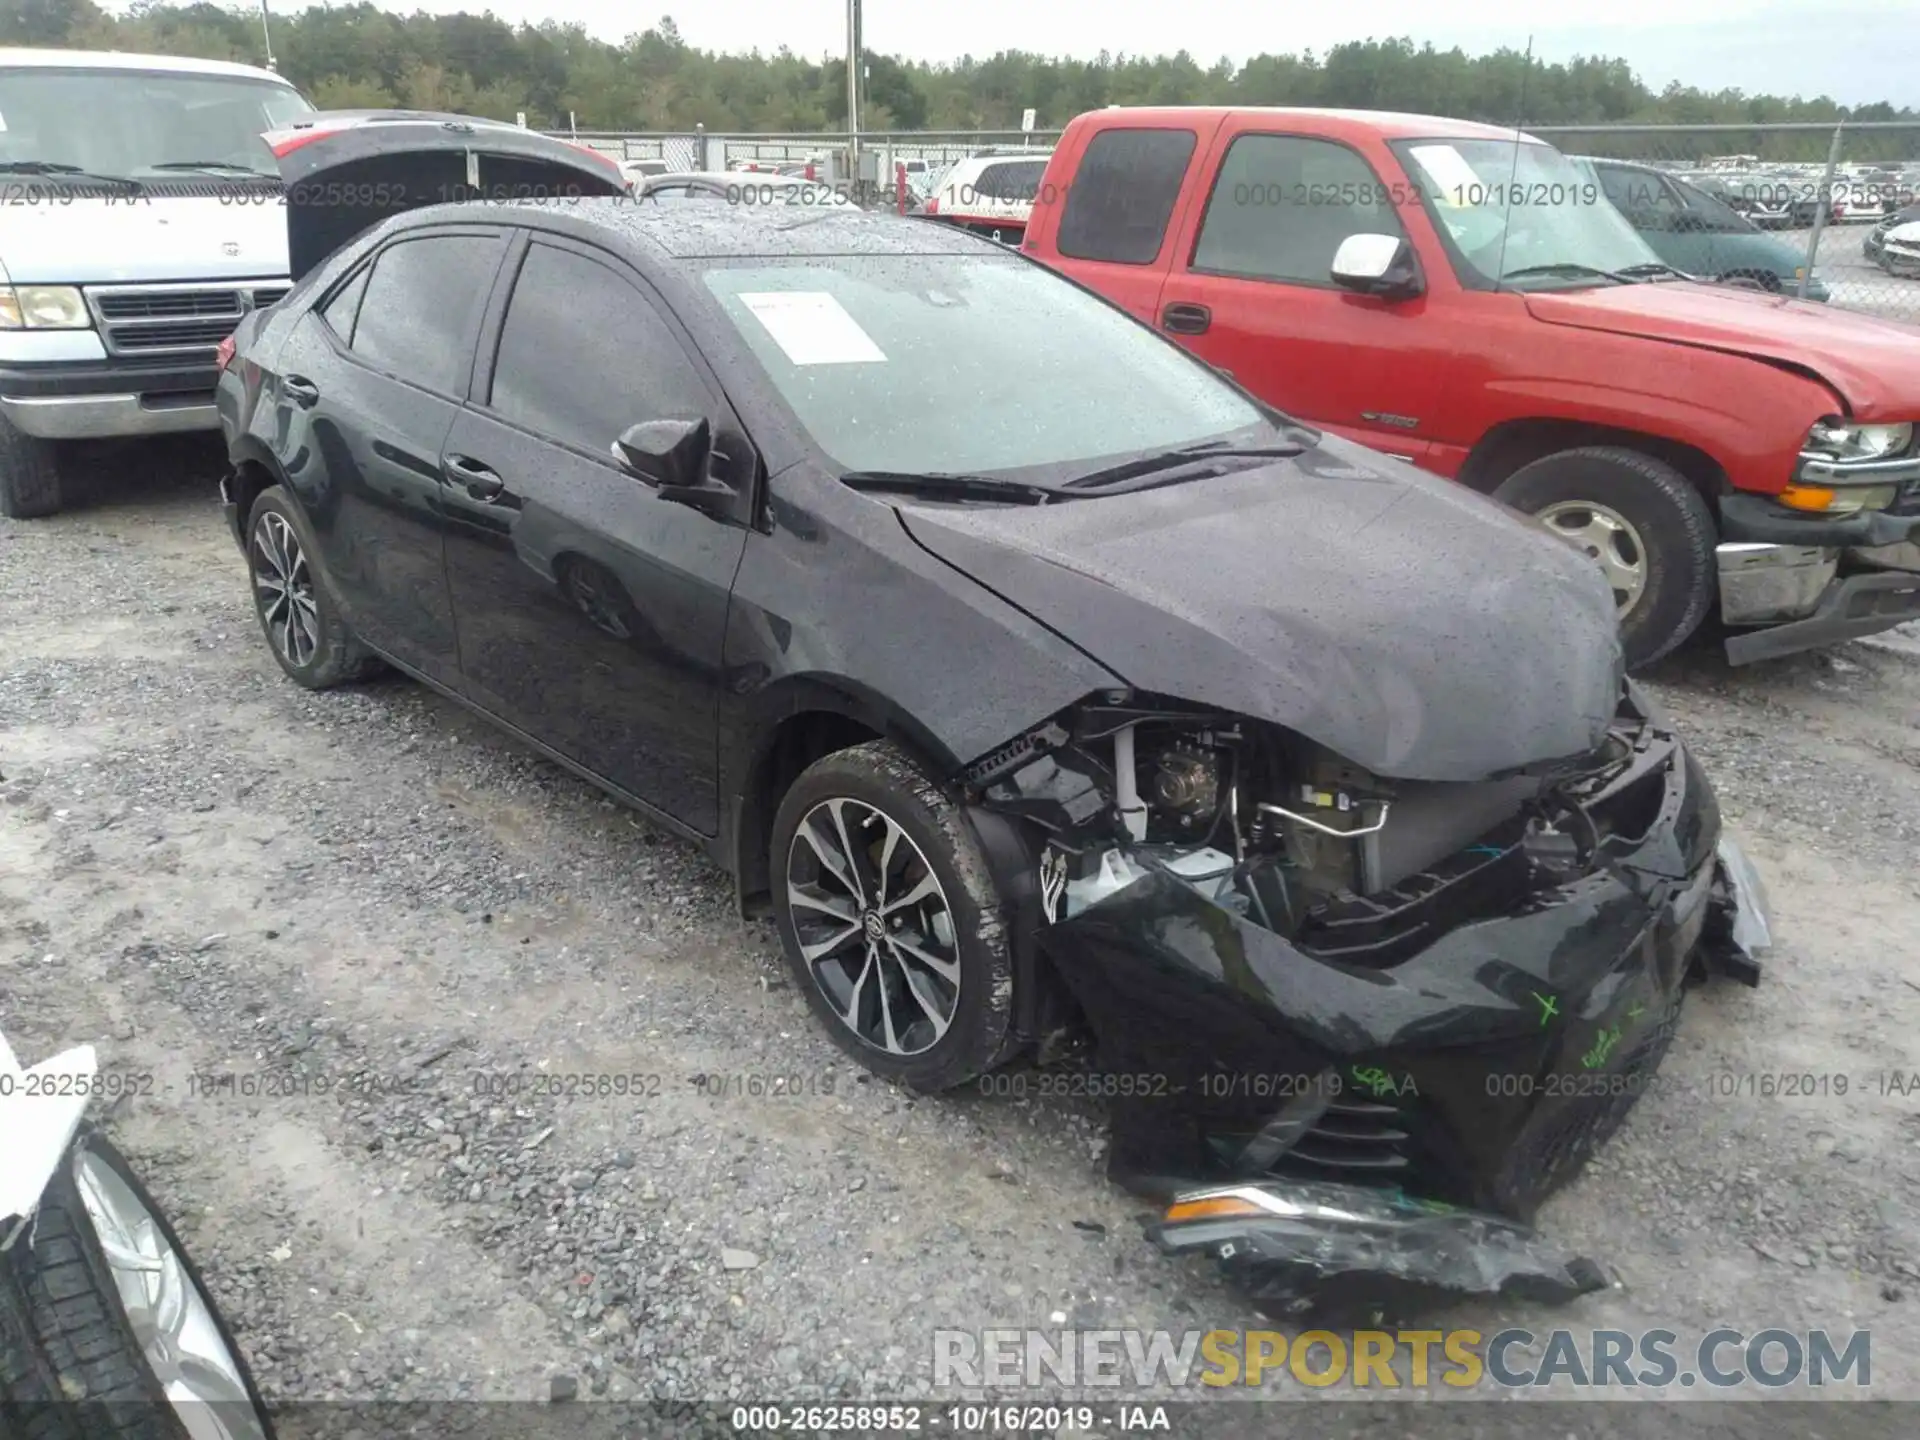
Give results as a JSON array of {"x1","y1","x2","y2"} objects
[{"x1": 353, "y1": 0, "x2": 1914, "y2": 108}]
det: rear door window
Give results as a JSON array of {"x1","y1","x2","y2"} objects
[
  {"x1": 488, "y1": 241, "x2": 712, "y2": 457},
  {"x1": 1190, "y1": 134, "x2": 1405, "y2": 286},
  {"x1": 1057, "y1": 128, "x2": 1198, "y2": 265},
  {"x1": 348, "y1": 232, "x2": 504, "y2": 396}
]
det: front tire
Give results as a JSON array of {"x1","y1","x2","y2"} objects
[
  {"x1": 0, "y1": 1129, "x2": 273, "y2": 1440},
  {"x1": 0, "y1": 413, "x2": 65, "y2": 519},
  {"x1": 1493, "y1": 446, "x2": 1717, "y2": 669},
  {"x1": 770, "y1": 741, "x2": 1017, "y2": 1092},
  {"x1": 245, "y1": 487, "x2": 382, "y2": 689}
]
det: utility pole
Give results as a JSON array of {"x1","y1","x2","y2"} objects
[
  {"x1": 845, "y1": 0, "x2": 861, "y2": 179},
  {"x1": 259, "y1": 0, "x2": 277, "y2": 71}
]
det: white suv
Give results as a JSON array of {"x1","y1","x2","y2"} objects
[
  {"x1": 0, "y1": 48, "x2": 310, "y2": 517},
  {"x1": 922, "y1": 151, "x2": 1052, "y2": 242}
]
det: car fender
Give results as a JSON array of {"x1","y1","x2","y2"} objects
[
  {"x1": 0, "y1": 1030, "x2": 96, "y2": 1241},
  {"x1": 1465, "y1": 340, "x2": 1840, "y2": 495}
]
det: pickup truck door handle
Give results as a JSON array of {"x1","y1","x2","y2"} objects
[
  {"x1": 444, "y1": 453, "x2": 506, "y2": 501},
  {"x1": 281, "y1": 375, "x2": 320, "y2": 408},
  {"x1": 1161, "y1": 302, "x2": 1212, "y2": 335}
]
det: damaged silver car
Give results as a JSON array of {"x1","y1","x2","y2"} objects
[{"x1": 214, "y1": 117, "x2": 1769, "y2": 1314}]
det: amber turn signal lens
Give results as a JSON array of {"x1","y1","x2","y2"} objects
[
  {"x1": 1163, "y1": 1195, "x2": 1267, "y2": 1223},
  {"x1": 1777, "y1": 483, "x2": 1836, "y2": 511}
]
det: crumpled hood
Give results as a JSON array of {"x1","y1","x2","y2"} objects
[
  {"x1": 1523, "y1": 281, "x2": 1920, "y2": 422},
  {"x1": 0, "y1": 197, "x2": 288, "y2": 285},
  {"x1": 896, "y1": 437, "x2": 1623, "y2": 781}
]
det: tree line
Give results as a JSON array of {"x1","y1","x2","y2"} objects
[{"x1": 4, "y1": 0, "x2": 1915, "y2": 160}]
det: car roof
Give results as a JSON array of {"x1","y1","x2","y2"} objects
[
  {"x1": 1076, "y1": 105, "x2": 1539, "y2": 144},
  {"x1": 0, "y1": 46, "x2": 291, "y2": 84},
  {"x1": 947, "y1": 153, "x2": 1051, "y2": 168},
  {"x1": 390, "y1": 197, "x2": 1003, "y2": 260},
  {"x1": 1571, "y1": 155, "x2": 1653, "y2": 170},
  {"x1": 645, "y1": 171, "x2": 813, "y2": 186}
]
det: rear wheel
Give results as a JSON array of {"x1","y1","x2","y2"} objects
[
  {"x1": 245, "y1": 487, "x2": 382, "y2": 689},
  {"x1": 770, "y1": 741, "x2": 1017, "y2": 1092},
  {"x1": 0, "y1": 1129, "x2": 273, "y2": 1440},
  {"x1": 0, "y1": 413, "x2": 65, "y2": 519},
  {"x1": 1493, "y1": 446, "x2": 1717, "y2": 669}
]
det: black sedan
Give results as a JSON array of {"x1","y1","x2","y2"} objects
[{"x1": 216, "y1": 115, "x2": 1768, "y2": 1309}]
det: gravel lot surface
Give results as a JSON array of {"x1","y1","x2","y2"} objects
[{"x1": 3, "y1": 446, "x2": 1918, "y2": 1437}]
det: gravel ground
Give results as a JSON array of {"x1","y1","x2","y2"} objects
[{"x1": 3, "y1": 445, "x2": 1919, "y2": 1436}]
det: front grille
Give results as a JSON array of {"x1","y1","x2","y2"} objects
[
  {"x1": 1209, "y1": 1095, "x2": 1413, "y2": 1183},
  {"x1": 1274, "y1": 1097, "x2": 1411, "y2": 1176},
  {"x1": 84, "y1": 282, "x2": 288, "y2": 357}
]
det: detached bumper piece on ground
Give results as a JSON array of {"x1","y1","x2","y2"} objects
[
  {"x1": 971, "y1": 685, "x2": 1771, "y2": 1319},
  {"x1": 1144, "y1": 1182, "x2": 1610, "y2": 1326}
]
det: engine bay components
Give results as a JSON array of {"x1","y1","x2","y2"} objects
[{"x1": 968, "y1": 689, "x2": 1660, "y2": 958}]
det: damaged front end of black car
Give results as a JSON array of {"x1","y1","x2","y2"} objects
[{"x1": 960, "y1": 679, "x2": 1770, "y2": 1317}]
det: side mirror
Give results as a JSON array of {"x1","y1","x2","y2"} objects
[
  {"x1": 1330, "y1": 233, "x2": 1422, "y2": 300},
  {"x1": 612, "y1": 416, "x2": 737, "y2": 520}
]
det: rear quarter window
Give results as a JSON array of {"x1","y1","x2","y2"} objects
[{"x1": 1057, "y1": 128, "x2": 1198, "y2": 265}]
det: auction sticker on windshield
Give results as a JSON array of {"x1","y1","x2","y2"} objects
[
  {"x1": 1407, "y1": 143, "x2": 1483, "y2": 205},
  {"x1": 738, "y1": 291, "x2": 886, "y2": 365}
]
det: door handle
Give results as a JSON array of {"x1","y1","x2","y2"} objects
[
  {"x1": 444, "y1": 453, "x2": 506, "y2": 501},
  {"x1": 281, "y1": 374, "x2": 320, "y2": 408},
  {"x1": 1161, "y1": 302, "x2": 1211, "y2": 335}
]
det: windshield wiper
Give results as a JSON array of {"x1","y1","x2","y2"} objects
[
  {"x1": 838, "y1": 470, "x2": 1060, "y2": 506},
  {"x1": 0, "y1": 160, "x2": 142, "y2": 191},
  {"x1": 1498, "y1": 262, "x2": 1636, "y2": 286},
  {"x1": 1058, "y1": 440, "x2": 1306, "y2": 493},
  {"x1": 1614, "y1": 261, "x2": 1691, "y2": 281},
  {"x1": 145, "y1": 160, "x2": 278, "y2": 178}
]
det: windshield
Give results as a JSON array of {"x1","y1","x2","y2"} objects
[
  {"x1": 1391, "y1": 138, "x2": 1663, "y2": 288},
  {"x1": 0, "y1": 67, "x2": 310, "y2": 180},
  {"x1": 700, "y1": 255, "x2": 1266, "y2": 477}
]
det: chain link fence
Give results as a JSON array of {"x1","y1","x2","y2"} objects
[
  {"x1": 556, "y1": 121, "x2": 1920, "y2": 324},
  {"x1": 557, "y1": 129, "x2": 1059, "y2": 184}
]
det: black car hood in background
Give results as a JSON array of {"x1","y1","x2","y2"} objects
[
  {"x1": 897, "y1": 439, "x2": 1624, "y2": 782},
  {"x1": 265, "y1": 111, "x2": 629, "y2": 282}
]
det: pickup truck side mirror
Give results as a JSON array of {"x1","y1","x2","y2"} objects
[
  {"x1": 1330, "y1": 233, "x2": 1423, "y2": 301},
  {"x1": 612, "y1": 416, "x2": 737, "y2": 520}
]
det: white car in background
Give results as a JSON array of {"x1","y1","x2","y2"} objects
[
  {"x1": 0, "y1": 47, "x2": 310, "y2": 517},
  {"x1": 620, "y1": 157, "x2": 670, "y2": 188},
  {"x1": 921, "y1": 150, "x2": 1052, "y2": 242}
]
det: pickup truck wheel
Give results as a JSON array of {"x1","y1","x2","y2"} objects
[
  {"x1": 771, "y1": 740, "x2": 1017, "y2": 1093},
  {"x1": 0, "y1": 413, "x2": 66, "y2": 519},
  {"x1": 1493, "y1": 446, "x2": 1716, "y2": 669}
]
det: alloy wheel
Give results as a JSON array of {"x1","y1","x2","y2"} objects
[
  {"x1": 1535, "y1": 499, "x2": 1648, "y2": 615},
  {"x1": 785, "y1": 797, "x2": 961, "y2": 1057},
  {"x1": 72, "y1": 1146, "x2": 270, "y2": 1440},
  {"x1": 250, "y1": 511, "x2": 320, "y2": 667}
]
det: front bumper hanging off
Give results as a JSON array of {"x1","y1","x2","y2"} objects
[
  {"x1": 1012, "y1": 717, "x2": 1770, "y2": 1316},
  {"x1": 1717, "y1": 491, "x2": 1920, "y2": 665}
]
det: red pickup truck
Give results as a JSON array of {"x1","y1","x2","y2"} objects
[{"x1": 1022, "y1": 107, "x2": 1920, "y2": 667}]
